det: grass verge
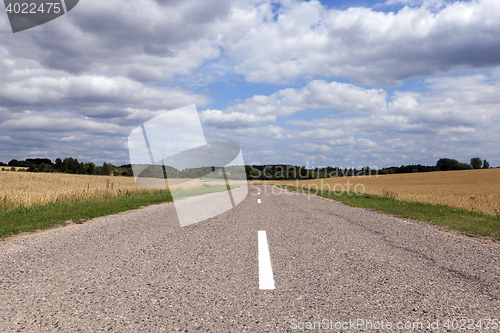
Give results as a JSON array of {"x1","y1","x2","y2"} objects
[
  {"x1": 276, "y1": 185, "x2": 500, "y2": 241},
  {"x1": 0, "y1": 185, "x2": 232, "y2": 239}
]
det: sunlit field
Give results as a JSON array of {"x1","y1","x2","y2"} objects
[
  {"x1": 0, "y1": 172, "x2": 205, "y2": 211},
  {"x1": 262, "y1": 168, "x2": 500, "y2": 216}
]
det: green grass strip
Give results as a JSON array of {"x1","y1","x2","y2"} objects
[
  {"x1": 0, "y1": 185, "x2": 232, "y2": 239},
  {"x1": 276, "y1": 185, "x2": 500, "y2": 241}
]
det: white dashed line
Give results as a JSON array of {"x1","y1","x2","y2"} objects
[
  {"x1": 258, "y1": 231, "x2": 275, "y2": 290},
  {"x1": 258, "y1": 199, "x2": 261, "y2": 203}
]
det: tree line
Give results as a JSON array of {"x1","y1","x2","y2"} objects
[
  {"x1": 0, "y1": 158, "x2": 247, "y2": 179},
  {"x1": 245, "y1": 157, "x2": 493, "y2": 180},
  {"x1": 126, "y1": 164, "x2": 247, "y2": 180},
  {"x1": 0, "y1": 157, "x2": 126, "y2": 176},
  {"x1": 0, "y1": 156, "x2": 493, "y2": 179}
]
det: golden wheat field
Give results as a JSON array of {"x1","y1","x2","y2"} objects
[
  {"x1": 266, "y1": 168, "x2": 500, "y2": 216},
  {"x1": 0, "y1": 171, "x2": 203, "y2": 211}
]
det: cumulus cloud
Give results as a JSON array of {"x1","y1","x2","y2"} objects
[
  {"x1": 200, "y1": 109, "x2": 276, "y2": 128},
  {"x1": 5, "y1": 0, "x2": 500, "y2": 88},
  {"x1": 197, "y1": 80, "x2": 386, "y2": 131},
  {"x1": 195, "y1": 69, "x2": 500, "y2": 166},
  {"x1": 0, "y1": 74, "x2": 210, "y2": 123},
  {"x1": 0, "y1": 0, "x2": 245, "y2": 81},
  {"x1": 1, "y1": 0, "x2": 499, "y2": 167},
  {"x1": 0, "y1": 108, "x2": 130, "y2": 163},
  {"x1": 226, "y1": 80, "x2": 386, "y2": 116},
  {"x1": 223, "y1": 0, "x2": 500, "y2": 86}
]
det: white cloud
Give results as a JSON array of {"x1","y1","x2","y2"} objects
[
  {"x1": 3, "y1": 0, "x2": 500, "y2": 88},
  {"x1": 0, "y1": 74, "x2": 210, "y2": 123},
  {"x1": 0, "y1": 0, "x2": 256, "y2": 84},
  {"x1": 1, "y1": 0, "x2": 499, "y2": 167},
  {"x1": 383, "y1": 0, "x2": 445, "y2": 6},
  {"x1": 200, "y1": 109, "x2": 276, "y2": 128},
  {"x1": 223, "y1": 0, "x2": 500, "y2": 86},
  {"x1": 198, "y1": 70, "x2": 500, "y2": 166},
  {"x1": 289, "y1": 143, "x2": 331, "y2": 154},
  {"x1": 226, "y1": 80, "x2": 386, "y2": 116}
]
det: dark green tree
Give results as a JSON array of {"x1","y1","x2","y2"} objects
[
  {"x1": 483, "y1": 160, "x2": 490, "y2": 169},
  {"x1": 470, "y1": 157, "x2": 482, "y2": 169},
  {"x1": 249, "y1": 170, "x2": 259, "y2": 180},
  {"x1": 55, "y1": 158, "x2": 63, "y2": 171},
  {"x1": 437, "y1": 158, "x2": 460, "y2": 171},
  {"x1": 85, "y1": 162, "x2": 95, "y2": 175},
  {"x1": 101, "y1": 162, "x2": 111, "y2": 176}
]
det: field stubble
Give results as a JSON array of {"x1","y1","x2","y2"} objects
[
  {"x1": 267, "y1": 169, "x2": 500, "y2": 216},
  {"x1": 0, "y1": 172, "x2": 204, "y2": 212}
]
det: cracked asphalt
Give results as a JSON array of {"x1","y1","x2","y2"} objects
[{"x1": 1, "y1": 185, "x2": 499, "y2": 332}]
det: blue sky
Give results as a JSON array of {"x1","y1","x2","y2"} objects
[{"x1": 0, "y1": 0, "x2": 498, "y2": 169}]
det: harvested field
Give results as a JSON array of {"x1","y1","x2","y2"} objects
[
  {"x1": 265, "y1": 168, "x2": 500, "y2": 216},
  {"x1": 0, "y1": 172, "x2": 203, "y2": 211}
]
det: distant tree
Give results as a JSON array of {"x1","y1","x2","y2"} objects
[
  {"x1": 8, "y1": 159, "x2": 19, "y2": 167},
  {"x1": 85, "y1": 162, "x2": 95, "y2": 175},
  {"x1": 470, "y1": 157, "x2": 482, "y2": 169},
  {"x1": 437, "y1": 158, "x2": 465, "y2": 171},
  {"x1": 55, "y1": 158, "x2": 63, "y2": 171},
  {"x1": 249, "y1": 170, "x2": 259, "y2": 180},
  {"x1": 483, "y1": 160, "x2": 490, "y2": 169},
  {"x1": 26, "y1": 158, "x2": 52, "y2": 166},
  {"x1": 299, "y1": 166, "x2": 307, "y2": 179},
  {"x1": 40, "y1": 163, "x2": 52, "y2": 173},
  {"x1": 101, "y1": 162, "x2": 111, "y2": 176},
  {"x1": 76, "y1": 162, "x2": 86, "y2": 174},
  {"x1": 62, "y1": 157, "x2": 80, "y2": 173},
  {"x1": 457, "y1": 162, "x2": 472, "y2": 170}
]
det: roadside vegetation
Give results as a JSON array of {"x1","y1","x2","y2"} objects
[
  {"x1": 264, "y1": 168, "x2": 500, "y2": 216},
  {"x1": 0, "y1": 172, "x2": 166, "y2": 211},
  {"x1": 0, "y1": 185, "x2": 232, "y2": 239},
  {"x1": 276, "y1": 185, "x2": 500, "y2": 241}
]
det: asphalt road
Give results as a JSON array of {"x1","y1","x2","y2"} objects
[{"x1": 1, "y1": 185, "x2": 499, "y2": 332}]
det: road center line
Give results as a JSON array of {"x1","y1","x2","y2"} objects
[
  {"x1": 258, "y1": 199, "x2": 261, "y2": 203},
  {"x1": 258, "y1": 231, "x2": 275, "y2": 290}
]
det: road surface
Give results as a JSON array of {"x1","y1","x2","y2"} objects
[{"x1": 1, "y1": 185, "x2": 499, "y2": 331}]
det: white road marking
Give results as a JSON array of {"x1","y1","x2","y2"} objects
[
  {"x1": 258, "y1": 231, "x2": 275, "y2": 290},
  {"x1": 258, "y1": 199, "x2": 261, "y2": 203}
]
